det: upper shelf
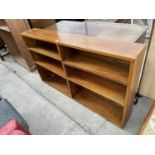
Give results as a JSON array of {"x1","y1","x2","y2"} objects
[
  {"x1": 35, "y1": 60, "x2": 65, "y2": 78},
  {"x1": 64, "y1": 54, "x2": 129, "y2": 85},
  {"x1": 28, "y1": 46, "x2": 61, "y2": 61},
  {"x1": 21, "y1": 28, "x2": 145, "y2": 61}
]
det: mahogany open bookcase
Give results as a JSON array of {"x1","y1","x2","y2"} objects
[{"x1": 21, "y1": 28, "x2": 145, "y2": 128}]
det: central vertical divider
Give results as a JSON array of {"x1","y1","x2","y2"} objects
[{"x1": 56, "y1": 44, "x2": 73, "y2": 97}]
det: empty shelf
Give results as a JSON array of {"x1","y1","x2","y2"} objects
[
  {"x1": 35, "y1": 60, "x2": 65, "y2": 78},
  {"x1": 64, "y1": 54, "x2": 129, "y2": 85},
  {"x1": 28, "y1": 46, "x2": 61, "y2": 61},
  {"x1": 74, "y1": 87, "x2": 123, "y2": 126},
  {"x1": 44, "y1": 77, "x2": 70, "y2": 96},
  {"x1": 37, "y1": 65, "x2": 70, "y2": 96},
  {"x1": 67, "y1": 68, "x2": 126, "y2": 107}
]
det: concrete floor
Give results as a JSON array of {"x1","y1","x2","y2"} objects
[{"x1": 0, "y1": 55, "x2": 153, "y2": 134}]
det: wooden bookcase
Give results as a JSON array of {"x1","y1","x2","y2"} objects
[{"x1": 21, "y1": 28, "x2": 145, "y2": 128}]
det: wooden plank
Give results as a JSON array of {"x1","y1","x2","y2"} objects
[
  {"x1": 5, "y1": 19, "x2": 35, "y2": 70},
  {"x1": 28, "y1": 47, "x2": 61, "y2": 61},
  {"x1": 21, "y1": 28, "x2": 145, "y2": 61},
  {"x1": 56, "y1": 45, "x2": 73, "y2": 97},
  {"x1": 74, "y1": 87, "x2": 123, "y2": 127},
  {"x1": 37, "y1": 65, "x2": 69, "y2": 96},
  {"x1": 35, "y1": 60, "x2": 65, "y2": 78},
  {"x1": 67, "y1": 67, "x2": 126, "y2": 107},
  {"x1": 63, "y1": 54, "x2": 129, "y2": 85},
  {"x1": 122, "y1": 48, "x2": 145, "y2": 127},
  {"x1": 0, "y1": 30, "x2": 28, "y2": 67},
  {"x1": 0, "y1": 20, "x2": 10, "y2": 32},
  {"x1": 45, "y1": 78, "x2": 70, "y2": 96},
  {"x1": 29, "y1": 19, "x2": 55, "y2": 29},
  {"x1": 0, "y1": 30, "x2": 20, "y2": 57}
]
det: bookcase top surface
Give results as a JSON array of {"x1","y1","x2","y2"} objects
[
  {"x1": 21, "y1": 28, "x2": 145, "y2": 60},
  {"x1": 46, "y1": 20, "x2": 147, "y2": 43}
]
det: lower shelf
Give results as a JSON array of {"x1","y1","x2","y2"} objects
[
  {"x1": 44, "y1": 77, "x2": 70, "y2": 96},
  {"x1": 37, "y1": 65, "x2": 70, "y2": 96},
  {"x1": 66, "y1": 66, "x2": 126, "y2": 107},
  {"x1": 73, "y1": 86, "x2": 123, "y2": 126},
  {"x1": 37, "y1": 65, "x2": 123, "y2": 127},
  {"x1": 35, "y1": 60, "x2": 65, "y2": 78}
]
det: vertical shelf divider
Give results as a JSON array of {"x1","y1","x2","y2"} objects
[{"x1": 57, "y1": 44, "x2": 73, "y2": 97}]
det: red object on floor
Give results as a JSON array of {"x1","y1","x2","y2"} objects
[
  {"x1": 0, "y1": 119, "x2": 30, "y2": 135},
  {"x1": 9, "y1": 130, "x2": 26, "y2": 135}
]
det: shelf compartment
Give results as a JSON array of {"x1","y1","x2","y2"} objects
[
  {"x1": 66, "y1": 66, "x2": 126, "y2": 107},
  {"x1": 32, "y1": 52, "x2": 65, "y2": 78},
  {"x1": 71, "y1": 83, "x2": 123, "y2": 126},
  {"x1": 28, "y1": 46, "x2": 61, "y2": 61},
  {"x1": 37, "y1": 65, "x2": 70, "y2": 96},
  {"x1": 24, "y1": 37, "x2": 61, "y2": 61},
  {"x1": 62, "y1": 48, "x2": 129, "y2": 85}
]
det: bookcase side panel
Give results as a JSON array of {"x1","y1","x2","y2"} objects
[{"x1": 122, "y1": 48, "x2": 145, "y2": 127}]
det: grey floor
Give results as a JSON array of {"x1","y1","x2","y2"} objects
[{"x1": 0, "y1": 55, "x2": 153, "y2": 135}]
